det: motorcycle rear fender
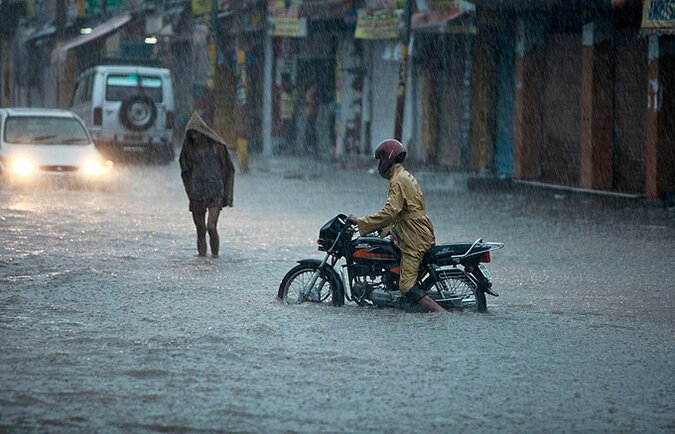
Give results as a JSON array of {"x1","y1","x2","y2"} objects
[
  {"x1": 471, "y1": 264, "x2": 499, "y2": 297},
  {"x1": 296, "y1": 259, "x2": 345, "y2": 302}
]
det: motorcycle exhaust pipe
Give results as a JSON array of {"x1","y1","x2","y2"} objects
[{"x1": 370, "y1": 288, "x2": 402, "y2": 307}]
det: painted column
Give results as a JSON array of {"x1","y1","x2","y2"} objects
[
  {"x1": 262, "y1": 34, "x2": 274, "y2": 156},
  {"x1": 579, "y1": 19, "x2": 614, "y2": 190},
  {"x1": 645, "y1": 35, "x2": 675, "y2": 200},
  {"x1": 1, "y1": 41, "x2": 9, "y2": 106},
  {"x1": 513, "y1": 17, "x2": 545, "y2": 180}
]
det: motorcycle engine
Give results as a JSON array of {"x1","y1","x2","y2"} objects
[
  {"x1": 351, "y1": 276, "x2": 385, "y2": 305},
  {"x1": 350, "y1": 265, "x2": 400, "y2": 305},
  {"x1": 351, "y1": 280, "x2": 372, "y2": 299}
]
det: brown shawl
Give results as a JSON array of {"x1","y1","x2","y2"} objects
[{"x1": 179, "y1": 112, "x2": 235, "y2": 207}]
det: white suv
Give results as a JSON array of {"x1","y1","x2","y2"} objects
[{"x1": 70, "y1": 65, "x2": 176, "y2": 164}]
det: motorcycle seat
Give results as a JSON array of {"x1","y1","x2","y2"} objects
[{"x1": 424, "y1": 243, "x2": 490, "y2": 264}]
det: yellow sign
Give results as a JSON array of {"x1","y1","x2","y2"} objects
[
  {"x1": 354, "y1": 9, "x2": 402, "y2": 40},
  {"x1": 270, "y1": 0, "x2": 301, "y2": 9},
  {"x1": 270, "y1": 17, "x2": 308, "y2": 37},
  {"x1": 642, "y1": 0, "x2": 675, "y2": 30},
  {"x1": 25, "y1": 0, "x2": 35, "y2": 18},
  {"x1": 192, "y1": 0, "x2": 229, "y2": 16},
  {"x1": 192, "y1": 0, "x2": 209, "y2": 15},
  {"x1": 426, "y1": 0, "x2": 459, "y2": 7},
  {"x1": 268, "y1": 0, "x2": 306, "y2": 37}
]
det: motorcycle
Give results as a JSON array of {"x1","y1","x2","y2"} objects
[{"x1": 278, "y1": 214, "x2": 504, "y2": 312}]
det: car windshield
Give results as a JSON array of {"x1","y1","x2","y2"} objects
[
  {"x1": 4, "y1": 116, "x2": 90, "y2": 145},
  {"x1": 106, "y1": 74, "x2": 163, "y2": 103}
]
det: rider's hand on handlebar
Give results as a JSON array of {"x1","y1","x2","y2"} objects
[{"x1": 347, "y1": 214, "x2": 359, "y2": 225}]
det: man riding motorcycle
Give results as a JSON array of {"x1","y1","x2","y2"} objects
[{"x1": 348, "y1": 139, "x2": 448, "y2": 313}]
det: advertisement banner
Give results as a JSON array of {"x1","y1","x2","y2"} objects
[
  {"x1": 642, "y1": 0, "x2": 675, "y2": 31},
  {"x1": 354, "y1": 9, "x2": 403, "y2": 40},
  {"x1": 268, "y1": 0, "x2": 307, "y2": 37},
  {"x1": 269, "y1": 17, "x2": 308, "y2": 37}
]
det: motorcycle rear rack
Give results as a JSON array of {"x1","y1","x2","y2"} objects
[{"x1": 452, "y1": 238, "x2": 505, "y2": 260}]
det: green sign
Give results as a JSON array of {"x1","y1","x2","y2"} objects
[{"x1": 85, "y1": 0, "x2": 127, "y2": 16}]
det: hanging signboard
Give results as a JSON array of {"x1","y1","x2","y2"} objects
[
  {"x1": 192, "y1": 0, "x2": 229, "y2": 16},
  {"x1": 364, "y1": 0, "x2": 408, "y2": 9},
  {"x1": 269, "y1": 16, "x2": 308, "y2": 37},
  {"x1": 268, "y1": 0, "x2": 308, "y2": 37},
  {"x1": 354, "y1": 9, "x2": 403, "y2": 40},
  {"x1": 85, "y1": 0, "x2": 125, "y2": 16},
  {"x1": 642, "y1": 0, "x2": 675, "y2": 31}
]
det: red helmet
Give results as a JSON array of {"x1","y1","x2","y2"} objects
[{"x1": 374, "y1": 139, "x2": 406, "y2": 178}]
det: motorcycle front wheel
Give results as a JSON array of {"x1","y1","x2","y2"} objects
[{"x1": 278, "y1": 264, "x2": 344, "y2": 306}]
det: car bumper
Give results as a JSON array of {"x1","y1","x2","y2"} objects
[
  {"x1": 2, "y1": 168, "x2": 117, "y2": 189},
  {"x1": 92, "y1": 131, "x2": 173, "y2": 150}
]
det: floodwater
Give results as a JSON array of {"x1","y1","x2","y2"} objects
[{"x1": 1, "y1": 156, "x2": 673, "y2": 433}]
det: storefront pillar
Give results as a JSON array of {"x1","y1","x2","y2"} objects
[
  {"x1": 579, "y1": 19, "x2": 614, "y2": 190},
  {"x1": 513, "y1": 18, "x2": 545, "y2": 180},
  {"x1": 645, "y1": 35, "x2": 675, "y2": 200}
]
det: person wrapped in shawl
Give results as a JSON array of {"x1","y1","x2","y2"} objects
[{"x1": 179, "y1": 112, "x2": 235, "y2": 257}]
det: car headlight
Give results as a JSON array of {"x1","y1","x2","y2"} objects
[
  {"x1": 12, "y1": 157, "x2": 34, "y2": 176},
  {"x1": 82, "y1": 158, "x2": 110, "y2": 176}
]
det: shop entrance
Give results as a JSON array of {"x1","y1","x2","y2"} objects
[{"x1": 294, "y1": 58, "x2": 336, "y2": 156}]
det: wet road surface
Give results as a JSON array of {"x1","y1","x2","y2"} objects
[{"x1": 1, "y1": 156, "x2": 673, "y2": 433}]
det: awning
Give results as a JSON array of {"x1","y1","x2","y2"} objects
[
  {"x1": 412, "y1": 10, "x2": 464, "y2": 30},
  {"x1": 410, "y1": 0, "x2": 478, "y2": 34},
  {"x1": 268, "y1": 0, "x2": 352, "y2": 37},
  {"x1": 27, "y1": 25, "x2": 56, "y2": 42},
  {"x1": 411, "y1": 0, "x2": 467, "y2": 31},
  {"x1": 299, "y1": 0, "x2": 352, "y2": 19},
  {"x1": 51, "y1": 12, "x2": 132, "y2": 63},
  {"x1": 641, "y1": 0, "x2": 675, "y2": 35}
]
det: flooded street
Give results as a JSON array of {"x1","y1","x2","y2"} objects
[{"x1": 1, "y1": 156, "x2": 673, "y2": 433}]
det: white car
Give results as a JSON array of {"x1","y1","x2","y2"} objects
[{"x1": 0, "y1": 108, "x2": 114, "y2": 187}]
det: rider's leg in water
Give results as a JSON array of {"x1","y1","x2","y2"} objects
[
  {"x1": 419, "y1": 294, "x2": 449, "y2": 313},
  {"x1": 406, "y1": 285, "x2": 449, "y2": 313},
  {"x1": 400, "y1": 252, "x2": 449, "y2": 313}
]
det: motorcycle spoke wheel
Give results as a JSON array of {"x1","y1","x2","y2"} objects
[
  {"x1": 434, "y1": 270, "x2": 481, "y2": 310},
  {"x1": 278, "y1": 264, "x2": 340, "y2": 306}
]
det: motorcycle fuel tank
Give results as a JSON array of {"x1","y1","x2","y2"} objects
[{"x1": 351, "y1": 236, "x2": 400, "y2": 263}]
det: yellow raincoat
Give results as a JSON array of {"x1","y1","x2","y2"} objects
[{"x1": 356, "y1": 163, "x2": 435, "y2": 293}]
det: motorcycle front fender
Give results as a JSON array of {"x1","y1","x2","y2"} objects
[{"x1": 296, "y1": 259, "x2": 345, "y2": 300}]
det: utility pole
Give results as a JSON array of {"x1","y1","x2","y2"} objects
[
  {"x1": 393, "y1": 0, "x2": 413, "y2": 141},
  {"x1": 233, "y1": 0, "x2": 249, "y2": 173},
  {"x1": 55, "y1": 0, "x2": 67, "y2": 107},
  {"x1": 210, "y1": 0, "x2": 222, "y2": 127}
]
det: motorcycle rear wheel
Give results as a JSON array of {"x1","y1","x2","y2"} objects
[
  {"x1": 278, "y1": 264, "x2": 343, "y2": 306},
  {"x1": 433, "y1": 273, "x2": 487, "y2": 312}
]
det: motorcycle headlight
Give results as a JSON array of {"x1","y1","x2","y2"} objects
[
  {"x1": 12, "y1": 157, "x2": 34, "y2": 176},
  {"x1": 82, "y1": 158, "x2": 110, "y2": 176}
]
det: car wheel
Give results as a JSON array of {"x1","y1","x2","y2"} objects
[{"x1": 119, "y1": 94, "x2": 157, "y2": 132}]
